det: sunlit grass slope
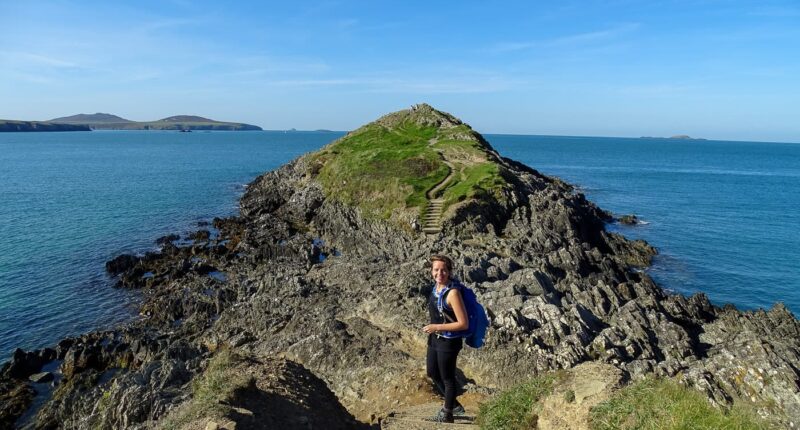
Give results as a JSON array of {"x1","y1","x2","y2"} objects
[{"x1": 305, "y1": 104, "x2": 511, "y2": 222}]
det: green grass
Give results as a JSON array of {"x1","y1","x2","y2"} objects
[
  {"x1": 158, "y1": 349, "x2": 251, "y2": 430},
  {"x1": 476, "y1": 373, "x2": 556, "y2": 430},
  {"x1": 440, "y1": 162, "x2": 505, "y2": 206},
  {"x1": 307, "y1": 108, "x2": 510, "y2": 223},
  {"x1": 312, "y1": 121, "x2": 447, "y2": 218},
  {"x1": 589, "y1": 377, "x2": 776, "y2": 430}
]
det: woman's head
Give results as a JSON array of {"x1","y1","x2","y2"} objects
[{"x1": 430, "y1": 255, "x2": 454, "y2": 286}]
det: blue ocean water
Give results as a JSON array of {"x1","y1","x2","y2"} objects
[
  {"x1": 488, "y1": 134, "x2": 800, "y2": 317},
  {"x1": 0, "y1": 131, "x2": 343, "y2": 361},
  {"x1": 0, "y1": 131, "x2": 798, "y2": 361}
]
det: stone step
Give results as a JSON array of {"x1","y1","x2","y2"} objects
[
  {"x1": 381, "y1": 416, "x2": 478, "y2": 430},
  {"x1": 423, "y1": 198, "x2": 445, "y2": 234},
  {"x1": 381, "y1": 403, "x2": 479, "y2": 430},
  {"x1": 391, "y1": 413, "x2": 476, "y2": 422}
]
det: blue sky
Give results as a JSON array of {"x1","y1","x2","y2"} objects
[{"x1": 1, "y1": 0, "x2": 799, "y2": 142}]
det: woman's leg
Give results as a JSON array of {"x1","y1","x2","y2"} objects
[
  {"x1": 437, "y1": 349, "x2": 459, "y2": 412},
  {"x1": 426, "y1": 346, "x2": 446, "y2": 396}
]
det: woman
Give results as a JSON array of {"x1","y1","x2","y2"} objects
[{"x1": 422, "y1": 255, "x2": 469, "y2": 423}]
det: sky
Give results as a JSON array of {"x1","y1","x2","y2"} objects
[{"x1": 1, "y1": 0, "x2": 799, "y2": 142}]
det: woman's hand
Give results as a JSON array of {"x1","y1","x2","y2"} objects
[{"x1": 422, "y1": 324, "x2": 439, "y2": 334}]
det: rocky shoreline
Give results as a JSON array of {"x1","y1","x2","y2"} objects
[{"x1": 2, "y1": 105, "x2": 798, "y2": 429}]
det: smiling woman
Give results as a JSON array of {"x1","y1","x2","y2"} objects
[{"x1": 422, "y1": 254, "x2": 469, "y2": 423}]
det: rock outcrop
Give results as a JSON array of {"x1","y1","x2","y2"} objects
[{"x1": 1, "y1": 104, "x2": 797, "y2": 428}]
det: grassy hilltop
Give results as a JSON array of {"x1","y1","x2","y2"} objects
[{"x1": 304, "y1": 103, "x2": 511, "y2": 222}]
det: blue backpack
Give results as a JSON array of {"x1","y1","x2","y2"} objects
[{"x1": 435, "y1": 281, "x2": 490, "y2": 348}]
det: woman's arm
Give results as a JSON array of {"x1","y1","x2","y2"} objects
[{"x1": 438, "y1": 289, "x2": 469, "y2": 332}]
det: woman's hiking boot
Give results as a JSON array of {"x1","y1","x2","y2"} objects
[
  {"x1": 427, "y1": 408, "x2": 454, "y2": 423},
  {"x1": 453, "y1": 404, "x2": 466, "y2": 416}
]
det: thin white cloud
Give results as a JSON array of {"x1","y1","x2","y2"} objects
[
  {"x1": 491, "y1": 23, "x2": 641, "y2": 53},
  {"x1": 750, "y1": 6, "x2": 800, "y2": 18},
  {"x1": 225, "y1": 56, "x2": 331, "y2": 76},
  {"x1": 264, "y1": 75, "x2": 525, "y2": 94},
  {"x1": 550, "y1": 23, "x2": 641, "y2": 46},
  {"x1": 2, "y1": 52, "x2": 81, "y2": 69},
  {"x1": 1, "y1": 70, "x2": 54, "y2": 84},
  {"x1": 615, "y1": 83, "x2": 697, "y2": 97},
  {"x1": 137, "y1": 16, "x2": 209, "y2": 33},
  {"x1": 337, "y1": 18, "x2": 359, "y2": 28}
]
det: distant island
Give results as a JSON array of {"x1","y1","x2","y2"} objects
[
  {"x1": 0, "y1": 120, "x2": 91, "y2": 132},
  {"x1": 49, "y1": 113, "x2": 262, "y2": 131},
  {"x1": 640, "y1": 134, "x2": 706, "y2": 140},
  {"x1": 0, "y1": 113, "x2": 262, "y2": 132}
]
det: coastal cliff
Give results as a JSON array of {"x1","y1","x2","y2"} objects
[
  {"x1": 1, "y1": 105, "x2": 797, "y2": 429},
  {"x1": 0, "y1": 120, "x2": 90, "y2": 132}
]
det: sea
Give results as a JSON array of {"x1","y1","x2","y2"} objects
[{"x1": 1, "y1": 131, "x2": 798, "y2": 361}]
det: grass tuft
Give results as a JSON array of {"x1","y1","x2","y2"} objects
[
  {"x1": 477, "y1": 373, "x2": 556, "y2": 430},
  {"x1": 589, "y1": 377, "x2": 776, "y2": 430},
  {"x1": 158, "y1": 348, "x2": 250, "y2": 430}
]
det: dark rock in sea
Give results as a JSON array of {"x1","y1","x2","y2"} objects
[
  {"x1": 189, "y1": 229, "x2": 210, "y2": 241},
  {"x1": 2, "y1": 104, "x2": 797, "y2": 428},
  {"x1": 155, "y1": 234, "x2": 180, "y2": 245},
  {"x1": 617, "y1": 214, "x2": 639, "y2": 225},
  {"x1": 105, "y1": 254, "x2": 139, "y2": 276},
  {"x1": 7, "y1": 348, "x2": 47, "y2": 379}
]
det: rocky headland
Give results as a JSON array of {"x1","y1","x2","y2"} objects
[
  {"x1": 0, "y1": 120, "x2": 91, "y2": 132},
  {"x1": 1, "y1": 104, "x2": 798, "y2": 429}
]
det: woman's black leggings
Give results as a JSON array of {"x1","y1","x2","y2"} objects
[{"x1": 426, "y1": 346, "x2": 460, "y2": 411}]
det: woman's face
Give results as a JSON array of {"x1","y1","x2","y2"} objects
[{"x1": 431, "y1": 260, "x2": 450, "y2": 286}]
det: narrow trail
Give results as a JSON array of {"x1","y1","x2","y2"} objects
[
  {"x1": 422, "y1": 139, "x2": 456, "y2": 235},
  {"x1": 381, "y1": 402, "x2": 479, "y2": 429}
]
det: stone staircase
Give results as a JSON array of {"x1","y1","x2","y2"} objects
[
  {"x1": 382, "y1": 403, "x2": 479, "y2": 429},
  {"x1": 420, "y1": 143, "x2": 456, "y2": 235},
  {"x1": 422, "y1": 198, "x2": 445, "y2": 234}
]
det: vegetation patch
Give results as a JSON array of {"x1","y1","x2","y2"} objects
[
  {"x1": 306, "y1": 106, "x2": 510, "y2": 223},
  {"x1": 158, "y1": 349, "x2": 250, "y2": 430},
  {"x1": 476, "y1": 373, "x2": 556, "y2": 430},
  {"x1": 440, "y1": 162, "x2": 504, "y2": 206},
  {"x1": 588, "y1": 377, "x2": 776, "y2": 430}
]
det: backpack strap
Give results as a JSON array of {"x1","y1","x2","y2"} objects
[{"x1": 436, "y1": 284, "x2": 456, "y2": 323}]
